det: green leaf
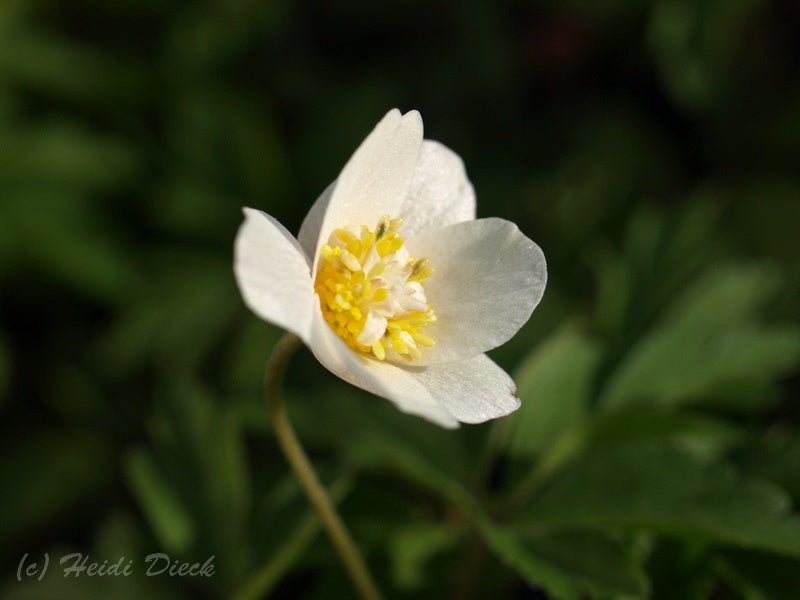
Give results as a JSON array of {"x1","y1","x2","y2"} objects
[
  {"x1": 518, "y1": 409, "x2": 742, "y2": 500},
  {"x1": 223, "y1": 320, "x2": 282, "y2": 394},
  {"x1": 340, "y1": 422, "x2": 647, "y2": 598},
  {"x1": 476, "y1": 521, "x2": 647, "y2": 599},
  {"x1": 0, "y1": 123, "x2": 139, "y2": 191},
  {"x1": 591, "y1": 201, "x2": 723, "y2": 340},
  {"x1": 523, "y1": 531, "x2": 648, "y2": 598},
  {"x1": 123, "y1": 448, "x2": 195, "y2": 554},
  {"x1": 741, "y1": 428, "x2": 800, "y2": 501},
  {"x1": 715, "y1": 550, "x2": 800, "y2": 600},
  {"x1": 646, "y1": 539, "x2": 716, "y2": 600},
  {"x1": 508, "y1": 326, "x2": 601, "y2": 456},
  {"x1": 601, "y1": 265, "x2": 800, "y2": 409},
  {"x1": 286, "y1": 375, "x2": 471, "y2": 484},
  {"x1": 388, "y1": 523, "x2": 461, "y2": 590},
  {"x1": 233, "y1": 476, "x2": 353, "y2": 600},
  {"x1": 0, "y1": 430, "x2": 114, "y2": 545},
  {"x1": 0, "y1": 25, "x2": 147, "y2": 106},
  {"x1": 152, "y1": 381, "x2": 251, "y2": 586},
  {"x1": 344, "y1": 425, "x2": 473, "y2": 511},
  {"x1": 523, "y1": 441, "x2": 800, "y2": 558},
  {"x1": 4, "y1": 191, "x2": 139, "y2": 302},
  {"x1": 96, "y1": 254, "x2": 238, "y2": 374},
  {"x1": 648, "y1": 0, "x2": 763, "y2": 112}
]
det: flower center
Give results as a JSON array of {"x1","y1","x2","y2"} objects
[{"x1": 314, "y1": 215, "x2": 436, "y2": 361}]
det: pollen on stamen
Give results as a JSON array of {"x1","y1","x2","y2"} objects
[{"x1": 314, "y1": 215, "x2": 436, "y2": 362}]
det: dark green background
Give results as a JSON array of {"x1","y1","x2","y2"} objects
[{"x1": 1, "y1": 1, "x2": 799, "y2": 598}]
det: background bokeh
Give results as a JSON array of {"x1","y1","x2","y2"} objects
[{"x1": 1, "y1": 1, "x2": 799, "y2": 598}]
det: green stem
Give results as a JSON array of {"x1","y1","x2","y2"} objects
[{"x1": 264, "y1": 333, "x2": 382, "y2": 600}]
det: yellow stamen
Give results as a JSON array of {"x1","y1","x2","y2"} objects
[{"x1": 314, "y1": 215, "x2": 436, "y2": 361}]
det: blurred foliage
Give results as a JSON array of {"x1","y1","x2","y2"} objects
[{"x1": 1, "y1": 0, "x2": 799, "y2": 598}]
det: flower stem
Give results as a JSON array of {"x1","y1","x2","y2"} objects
[{"x1": 264, "y1": 333, "x2": 382, "y2": 600}]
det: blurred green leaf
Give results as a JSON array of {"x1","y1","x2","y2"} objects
[
  {"x1": 344, "y1": 423, "x2": 473, "y2": 511},
  {"x1": 0, "y1": 123, "x2": 139, "y2": 190},
  {"x1": 234, "y1": 476, "x2": 352, "y2": 600},
  {"x1": 162, "y1": 0, "x2": 289, "y2": 72},
  {"x1": 741, "y1": 428, "x2": 800, "y2": 501},
  {"x1": 723, "y1": 177, "x2": 800, "y2": 264},
  {"x1": 222, "y1": 320, "x2": 281, "y2": 394},
  {"x1": 388, "y1": 523, "x2": 461, "y2": 590},
  {"x1": 124, "y1": 448, "x2": 195, "y2": 554},
  {"x1": 508, "y1": 325, "x2": 600, "y2": 457},
  {"x1": 96, "y1": 254, "x2": 238, "y2": 374},
  {"x1": 595, "y1": 201, "x2": 723, "y2": 340},
  {"x1": 286, "y1": 375, "x2": 471, "y2": 483},
  {"x1": 148, "y1": 380, "x2": 251, "y2": 587},
  {"x1": 0, "y1": 24, "x2": 147, "y2": 106},
  {"x1": 715, "y1": 550, "x2": 800, "y2": 600},
  {"x1": 523, "y1": 441, "x2": 800, "y2": 558},
  {"x1": 527, "y1": 110, "x2": 676, "y2": 255},
  {"x1": 646, "y1": 539, "x2": 716, "y2": 600},
  {"x1": 601, "y1": 264, "x2": 800, "y2": 409},
  {"x1": 476, "y1": 521, "x2": 647, "y2": 599},
  {"x1": 3, "y1": 191, "x2": 139, "y2": 301},
  {"x1": 0, "y1": 430, "x2": 114, "y2": 545},
  {"x1": 507, "y1": 408, "x2": 741, "y2": 510},
  {"x1": 648, "y1": 0, "x2": 763, "y2": 111}
]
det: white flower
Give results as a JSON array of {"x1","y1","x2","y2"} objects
[{"x1": 234, "y1": 109, "x2": 547, "y2": 428}]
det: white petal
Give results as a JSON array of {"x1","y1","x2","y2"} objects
[
  {"x1": 409, "y1": 354, "x2": 520, "y2": 423},
  {"x1": 398, "y1": 140, "x2": 477, "y2": 237},
  {"x1": 297, "y1": 180, "x2": 335, "y2": 259},
  {"x1": 404, "y1": 218, "x2": 547, "y2": 365},
  {"x1": 234, "y1": 208, "x2": 315, "y2": 341},
  {"x1": 308, "y1": 309, "x2": 459, "y2": 428},
  {"x1": 312, "y1": 109, "x2": 423, "y2": 272}
]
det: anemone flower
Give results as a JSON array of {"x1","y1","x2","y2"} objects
[{"x1": 235, "y1": 109, "x2": 546, "y2": 427}]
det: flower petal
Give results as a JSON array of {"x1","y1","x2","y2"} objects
[
  {"x1": 404, "y1": 218, "x2": 547, "y2": 365},
  {"x1": 312, "y1": 109, "x2": 423, "y2": 272},
  {"x1": 410, "y1": 354, "x2": 520, "y2": 423},
  {"x1": 234, "y1": 208, "x2": 315, "y2": 341},
  {"x1": 398, "y1": 140, "x2": 476, "y2": 237},
  {"x1": 298, "y1": 139, "x2": 474, "y2": 260},
  {"x1": 308, "y1": 309, "x2": 459, "y2": 428},
  {"x1": 297, "y1": 180, "x2": 335, "y2": 260}
]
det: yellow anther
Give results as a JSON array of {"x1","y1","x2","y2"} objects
[
  {"x1": 334, "y1": 294, "x2": 351, "y2": 310},
  {"x1": 361, "y1": 281, "x2": 373, "y2": 299},
  {"x1": 390, "y1": 333, "x2": 408, "y2": 354},
  {"x1": 321, "y1": 244, "x2": 336, "y2": 261},
  {"x1": 413, "y1": 333, "x2": 436, "y2": 347},
  {"x1": 367, "y1": 262, "x2": 385, "y2": 278},
  {"x1": 376, "y1": 237, "x2": 402, "y2": 257},
  {"x1": 375, "y1": 216, "x2": 391, "y2": 240},
  {"x1": 409, "y1": 258, "x2": 434, "y2": 282},
  {"x1": 359, "y1": 233, "x2": 375, "y2": 259},
  {"x1": 335, "y1": 228, "x2": 356, "y2": 245},
  {"x1": 340, "y1": 250, "x2": 361, "y2": 272}
]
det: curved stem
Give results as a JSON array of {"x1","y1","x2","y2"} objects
[{"x1": 264, "y1": 333, "x2": 382, "y2": 600}]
